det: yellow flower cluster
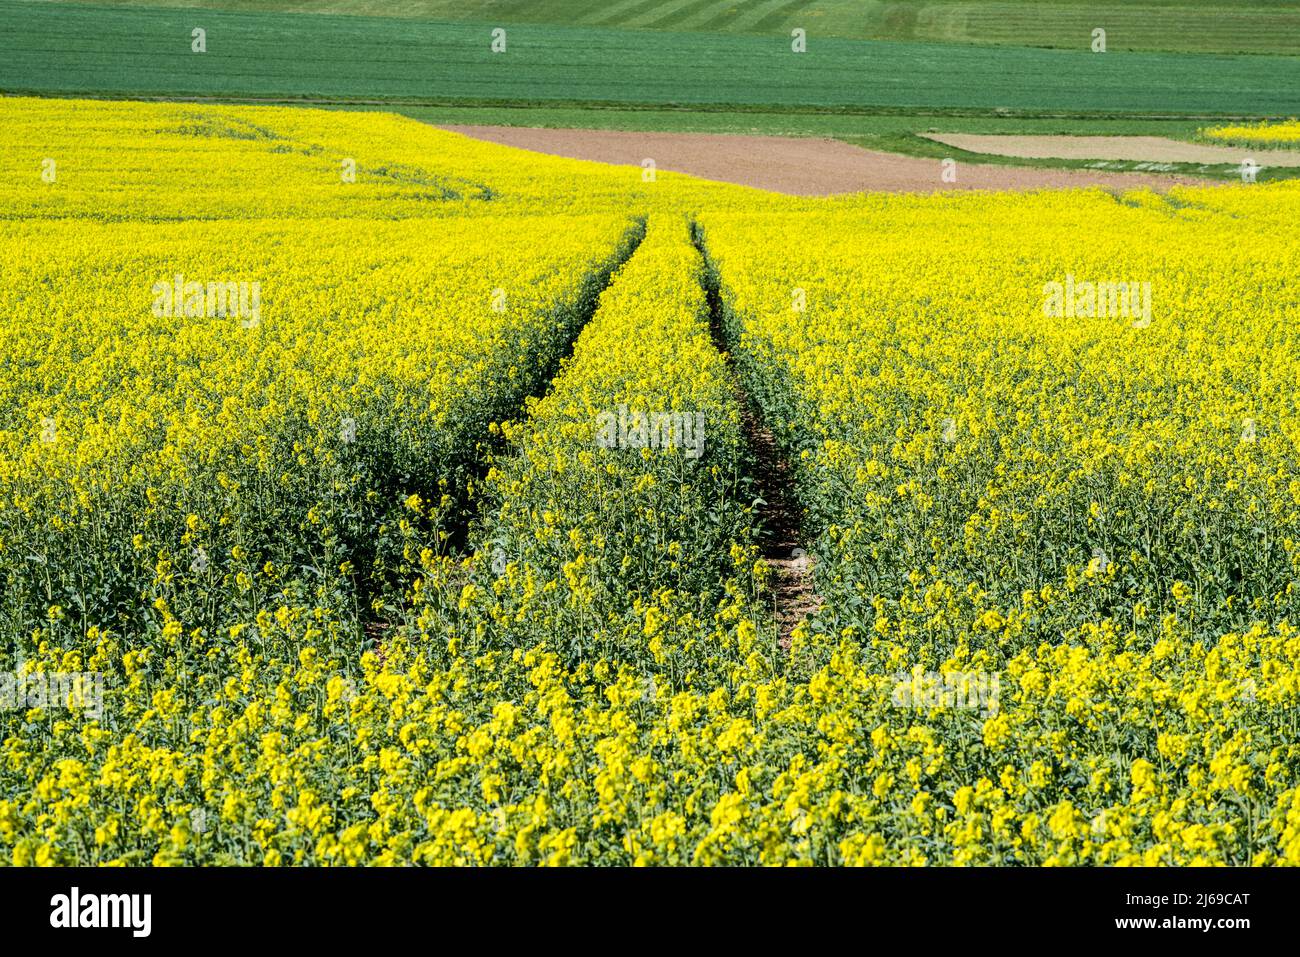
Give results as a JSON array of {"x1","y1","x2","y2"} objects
[
  {"x1": 696, "y1": 179, "x2": 1300, "y2": 863},
  {"x1": 0, "y1": 96, "x2": 756, "y2": 222},
  {"x1": 1, "y1": 112, "x2": 643, "y2": 638},
  {"x1": 413, "y1": 213, "x2": 763, "y2": 676},
  {"x1": 3, "y1": 96, "x2": 1300, "y2": 866},
  {"x1": 1201, "y1": 119, "x2": 1300, "y2": 148}
]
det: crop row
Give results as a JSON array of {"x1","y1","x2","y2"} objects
[
  {"x1": 695, "y1": 186, "x2": 1300, "y2": 863},
  {"x1": 0, "y1": 215, "x2": 777, "y2": 864},
  {"x1": 0, "y1": 214, "x2": 641, "y2": 643}
]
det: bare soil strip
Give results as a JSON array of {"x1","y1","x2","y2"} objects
[
  {"x1": 741, "y1": 403, "x2": 822, "y2": 648},
  {"x1": 442, "y1": 125, "x2": 1216, "y2": 195},
  {"x1": 692, "y1": 225, "x2": 820, "y2": 647},
  {"x1": 921, "y1": 133, "x2": 1300, "y2": 167}
]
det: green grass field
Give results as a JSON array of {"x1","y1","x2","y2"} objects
[
  {"x1": 41, "y1": 0, "x2": 1300, "y2": 56},
  {"x1": 2, "y1": 1, "x2": 1298, "y2": 114}
]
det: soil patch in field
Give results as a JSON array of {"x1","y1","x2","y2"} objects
[
  {"x1": 440, "y1": 126, "x2": 1215, "y2": 196},
  {"x1": 691, "y1": 224, "x2": 820, "y2": 648},
  {"x1": 922, "y1": 133, "x2": 1300, "y2": 167}
]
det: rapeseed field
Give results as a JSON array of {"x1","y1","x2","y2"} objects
[{"x1": 3, "y1": 97, "x2": 1299, "y2": 865}]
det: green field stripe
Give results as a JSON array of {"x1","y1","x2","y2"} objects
[
  {"x1": 695, "y1": 2, "x2": 760, "y2": 33},
  {"x1": 622, "y1": 0, "x2": 707, "y2": 29},
  {"x1": 580, "y1": 0, "x2": 662, "y2": 28},
  {"x1": 731, "y1": 0, "x2": 806, "y2": 31},
  {"x1": 587, "y1": 0, "x2": 672, "y2": 28},
  {"x1": 678, "y1": 1, "x2": 791, "y2": 35},
  {"x1": 641, "y1": 0, "x2": 727, "y2": 30},
  {"x1": 21, "y1": 0, "x2": 1300, "y2": 55},
  {"x1": 749, "y1": 0, "x2": 818, "y2": 32},
  {"x1": 944, "y1": 5, "x2": 1300, "y2": 53},
  {"x1": 3, "y1": 1, "x2": 1298, "y2": 114},
  {"x1": 671, "y1": 2, "x2": 747, "y2": 32},
  {"x1": 913, "y1": 4, "x2": 969, "y2": 45}
]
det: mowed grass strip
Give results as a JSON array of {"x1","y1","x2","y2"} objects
[{"x1": 2, "y1": 1, "x2": 1298, "y2": 114}]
